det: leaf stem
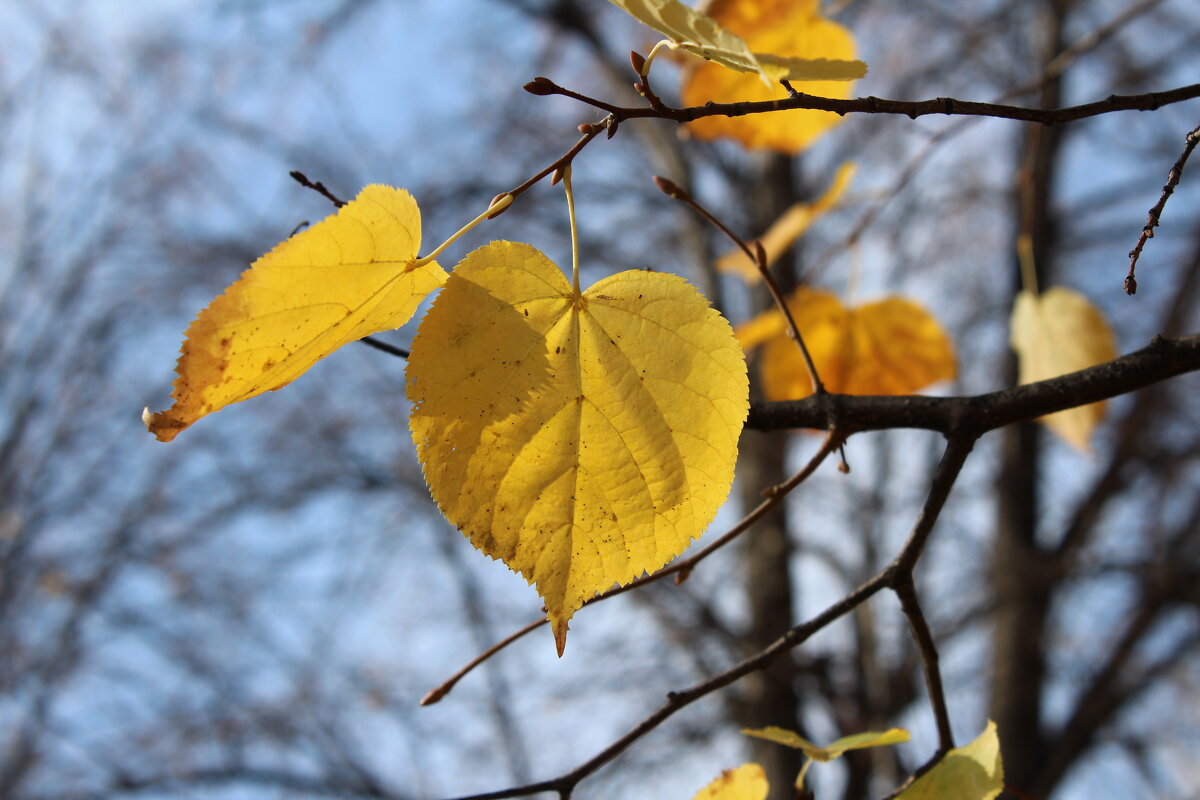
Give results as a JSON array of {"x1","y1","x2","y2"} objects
[
  {"x1": 412, "y1": 194, "x2": 513, "y2": 268},
  {"x1": 1017, "y1": 233, "x2": 1039, "y2": 295},
  {"x1": 563, "y1": 166, "x2": 581, "y2": 295}
]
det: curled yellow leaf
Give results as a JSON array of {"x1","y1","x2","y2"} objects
[
  {"x1": 146, "y1": 185, "x2": 444, "y2": 442},
  {"x1": 742, "y1": 726, "x2": 910, "y2": 763},
  {"x1": 717, "y1": 164, "x2": 856, "y2": 281},
  {"x1": 1009, "y1": 287, "x2": 1117, "y2": 452},
  {"x1": 895, "y1": 721, "x2": 1004, "y2": 800},
  {"x1": 682, "y1": 0, "x2": 860, "y2": 152},
  {"x1": 407, "y1": 242, "x2": 748, "y2": 654},
  {"x1": 737, "y1": 287, "x2": 956, "y2": 400},
  {"x1": 607, "y1": 0, "x2": 864, "y2": 87},
  {"x1": 692, "y1": 763, "x2": 768, "y2": 800}
]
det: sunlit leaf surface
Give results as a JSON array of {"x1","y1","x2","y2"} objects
[
  {"x1": 146, "y1": 185, "x2": 444, "y2": 441},
  {"x1": 407, "y1": 241, "x2": 748, "y2": 653},
  {"x1": 895, "y1": 721, "x2": 1004, "y2": 800}
]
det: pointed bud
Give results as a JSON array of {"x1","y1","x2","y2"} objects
[
  {"x1": 630, "y1": 50, "x2": 646, "y2": 75},
  {"x1": 486, "y1": 193, "x2": 513, "y2": 219},
  {"x1": 652, "y1": 175, "x2": 686, "y2": 200},
  {"x1": 523, "y1": 77, "x2": 556, "y2": 96}
]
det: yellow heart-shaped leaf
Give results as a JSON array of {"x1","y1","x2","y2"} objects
[
  {"x1": 146, "y1": 185, "x2": 444, "y2": 442},
  {"x1": 407, "y1": 242, "x2": 748, "y2": 654}
]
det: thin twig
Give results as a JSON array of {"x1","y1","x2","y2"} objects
[
  {"x1": 1125, "y1": 121, "x2": 1200, "y2": 294},
  {"x1": 289, "y1": 170, "x2": 346, "y2": 207},
  {"x1": 420, "y1": 617, "x2": 545, "y2": 706},
  {"x1": 547, "y1": 81, "x2": 1200, "y2": 128},
  {"x1": 652, "y1": 175, "x2": 826, "y2": 395},
  {"x1": 420, "y1": 433, "x2": 842, "y2": 704},
  {"x1": 359, "y1": 337, "x2": 409, "y2": 359},
  {"x1": 892, "y1": 579, "x2": 955, "y2": 755},
  {"x1": 438, "y1": 435, "x2": 973, "y2": 800}
]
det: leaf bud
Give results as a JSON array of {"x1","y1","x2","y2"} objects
[
  {"x1": 652, "y1": 175, "x2": 686, "y2": 200},
  {"x1": 486, "y1": 193, "x2": 513, "y2": 219},
  {"x1": 629, "y1": 50, "x2": 646, "y2": 75},
  {"x1": 523, "y1": 76, "x2": 556, "y2": 96}
]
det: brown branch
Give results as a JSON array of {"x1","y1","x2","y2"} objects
[
  {"x1": 359, "y1": 336, "x2": 408, "y2": 359},
  {"x1": 437, "y1": 436, "x2": 974, "y2": 800},
  {"x1": 533, "y1": 78, "x2": 1200, "y2": 127},
  {"x1": 289, "y1": 170, "x2": 346, "y2": 207},
  {"x1": 747, "y1": 333, "x2": 1200, "y2": 435},
  {"x1": 892, "y1": 580, "x2": 954, "y2": 755},
  {"x1": 1125, "y1": 120, "x2": 1200, "y2": 293},
  {"x1": 652, "y1": 175, "x2": 826, "y2": 396}
]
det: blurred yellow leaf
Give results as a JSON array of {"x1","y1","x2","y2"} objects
[
  {"x1": 692, "y1": 763, "x2": 768, "y2": 800},
  {"x1": 407, "y1": 241, "x2": 748, "y2": 654},
  {"x1": 145, "y1": 185, "x2": 444, "y2": 442},
  {"x1": 682, "y1": 0, "x2": 860, "y2": 152},
  {"x1": 743, "y1": 726, "x2": 910, "y2": 762},
  {"x1": 717, "y1": 163, "x2": 856, "y2": 281},
  {"x1": 737, "y1": 287, "x2": 956, "y2": 400},
  {"x1": 895, "y1": 721, "x2": 1004, "y2": 800},
  {"x1": 607, "y1": 0, "x2": 864, "y2": 86},
  {"x1": 1009, "y1": 287, "x2": 1117, "y2": 452}
]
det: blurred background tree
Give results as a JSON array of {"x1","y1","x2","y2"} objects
[{"x1": 1, "y1": 1, "x2": 1197, "y2": 799}]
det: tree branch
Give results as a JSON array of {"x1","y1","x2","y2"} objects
[
  {"x1": 747, "y1": 334, "x2": 1200, "y2": 435},
  {"x1": 533, "y1": 79, "x2": 1200, "y2": 127}
]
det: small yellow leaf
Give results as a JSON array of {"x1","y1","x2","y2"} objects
[
  {"x1": 682, "y1": 0, "x2": 860, "y2": 152},
  {"x1": 407, "y1": 242, "x2": 748, "y2": 654},
  {"x1": 895, "y1": 721, "x2": 1004, "y2": 800},
  {"x1": 742, "y1": 726, "x2": 910, "y2": 762},
  {"x1": 737, "y1": 288, "x2": 956, "y2": 400},
  {"x1": 146, "y1": 185, "x2": 444, "y2": 442},
  {"x1": 692, "y1": 763, "x2": 768, "y2": 800},
  {"x1": 717, "y1": 164, "x2": 856, "y2": 281},
  {"x1": 607, "y1": 0, "x2": 864, "y2": 87},
  {"x1": 1009, "y1": 287, "x2": 1117, "y2": 452}
]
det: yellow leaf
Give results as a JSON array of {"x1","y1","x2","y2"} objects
[
  {"x1": 146, "y1": 185, "x2": 444, "y2": 442},
  {"x1": 737, "y1": 288, "x2": 956, "y2": 400},
  {"x1": 717, "y1": 164, "x2": 856, "y2": 281},
  {"x1": 607, "y1": 0, "x2": 864, "y2": 87},
  {"x1": 692, "y1": 763, "x2": 768, "y2": 800},
  {"x1": 1009, "y1": 287, "x2": 1117, "y2": 452},
  {"x1": 742, "y1": 726, "x2": 910, "y2": 762},
  {"x1": 407, "y1": 242, "x2": 748, "y2": 654},
  {"x1": 895, "y1": 721, "x2": 1004, "y2": 800},
  {"x1": 681, "y1": 0, "x2": 860, "y2": 152}
]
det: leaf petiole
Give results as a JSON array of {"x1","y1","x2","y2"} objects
[
  {"x1": 411, "y1": 193, "x2": 513, "y2": 269},
  {"x1": 562, "y1": 165, "x2": 581, "y2": 295}
]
